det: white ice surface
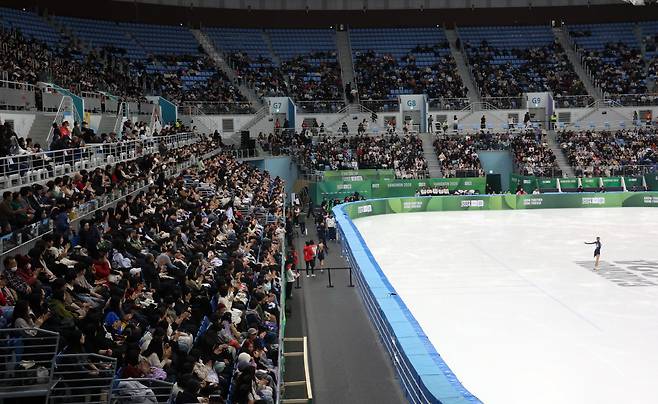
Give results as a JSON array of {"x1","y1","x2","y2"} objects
[{"x1": 353, "y1": 208, "x2": 658, "y2": 404}]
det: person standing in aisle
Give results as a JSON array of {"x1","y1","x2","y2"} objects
[
  {"x1": 326, "y1": 214, "x2": 336, "y2": 242},
  {"x1": 303, "y1": 240, "x2": 317, "y2": 278},
  {"x1": 316, "y1": 241, "x2": 326, "y2": 274}
]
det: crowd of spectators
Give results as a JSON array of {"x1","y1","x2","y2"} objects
[
  {"x1": 293, "y1": 133, "x2": 428, "y2": 179},
  {"x1": 509, "y1": 131, "x2": 560, "y2": 177},
  {"x1": 353, "y1": 47, "x2": 467, "y2": 101},
  {"x1": 229, "y1": 51, "x2": 343, "y2": 107},
  {"x1": 0, "y1": 140, "x2": 288, "y2": 403},
  {"x1": 0, "y1": 27, "x2": 247, "y2": 106},
  {"x1": 558, "y1": 128, "x2": 658, "y2": 176},
  {"x1": 0, "y1": 133, "x2": 216, "y2": 237},
  {"x1": 147, "y1": 55, "x2": 247, "y2": 107},
  {"x1": 434, "y1": 130, "x2": 559, "y2": 178},
  {"x1": 580, "y1": 42, "x2": 647, "y2": 95},
  {"x1": 434, "y1": 135, "x2": 486, "y2": 177},
  {"x1": 464, "y1": 41, "x2": 587, "y2": 101}
]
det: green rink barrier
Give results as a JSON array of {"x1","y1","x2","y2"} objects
[
  {"x1": 625, "y1": 176, "x2": 643, "y2": 190},
  {"x1": 342, "y1": 192, "x2": 658, "y2": 220},
  {"x1": 581, "y1": 177, "x2": 601, "y2": 189},
  {"x1": 601, "y1": 177, "x2": 623, "y2": 188},
  {"x1": 323, "y1": 169, "x2": 395, "y2": 182},
  {"x1": 313, "y1": 176, "x2": 486, "y2": 202},
  {"x1": 559, "y1": 177, "x2": 579, "y2": 190},
  {"x1": 537, "y1": 177, "x2": 558, "y2": 190},
  {"x1": 372, "y1": 177, "x2": 486, "y2": 198},
  {"x1": 509, "y1": 173, "x2": 536, "y2": 193},
  {"x1": 645, "y1": 174, "x2": 658, "y2": 191},
  {"x1": 311, "y1": 180, "x2": 373, "y2": 201}
]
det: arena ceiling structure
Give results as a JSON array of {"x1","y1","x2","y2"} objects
[
  {"x1": 111, "y1": 0, "x2": 624, "y2": 10},
  {"x1": 6, "y1": 0, "x2": 656, "y2": 27}
]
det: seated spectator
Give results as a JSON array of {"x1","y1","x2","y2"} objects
[
  {"x1": 558, "y1": 128, "x2": 658, "y2": 176},
  {"x1": 464, "y1": 40, "x2": 586, "y2": 107}
]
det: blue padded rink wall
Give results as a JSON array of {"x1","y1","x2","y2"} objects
[
  {"x1": 333, "y1": 199, "x2": 658, "y2": 404},
  {"x1": 333, "y1": 204, "x2": 481, "y2": 404}
]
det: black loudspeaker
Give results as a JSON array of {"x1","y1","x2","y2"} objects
[{"x1": 240, "y1": 131, "x2": 250, "y2": 149}]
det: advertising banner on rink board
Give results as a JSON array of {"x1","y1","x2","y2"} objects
[
  {"x1": 624, "y1": 176, "x2": 643, "y2": 190},
  {"x1": 312, "y1": 180, "x2": 373, "y2": 201},
  {"x1": 372, "y1": 177, "x2": 486, "y2": 198},
  {"x1": 314, "y1": 176, "x2": 486, "y2": 201},
  {"x1": 341, "y1": 192, "x2": 658, "y2": 220},
  {"x1": 322, "y1": 169, "x2": 395, "y2": 182}
]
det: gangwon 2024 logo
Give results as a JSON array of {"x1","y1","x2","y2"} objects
[
  {"x1": 460, "y1": 200, "x2": 484, "y2": 208},
  {"x1": 357, "y1": 205, "x2": 373, "y2": 214},
  {"x1": 582, "y1": 197, "x2": 605, "y2": 205},
  {"x1": 402, "y1": 201, "x2": 423, "y2": 209}
]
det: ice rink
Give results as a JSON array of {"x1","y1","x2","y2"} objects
[{"x1": 353, "y1": 207, "x2": 658, "y2": 404}]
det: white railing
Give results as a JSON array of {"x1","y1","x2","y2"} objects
[
  {"x1": 113, "y1": 102, "x2": 128, "y2": 135},
  {"x1": 0, "y1": 132, "x2": 201, "y2": 192},
  {"x1": 45, "y1": 96, "x2": 73, "y2": 147}
]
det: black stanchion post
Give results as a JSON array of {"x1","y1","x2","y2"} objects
[
  {"x1": 295, "y1": 273, "x2": 301, "y2": 289},
  {"x1": 327, "y1": 267, "x2": 334, "y2": 288},
  {"x1": 348, "y1": 267, "x2": 355, "y2": 287}
]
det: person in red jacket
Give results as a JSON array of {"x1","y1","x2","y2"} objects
[
  {"x1": 91, "y1": 251, "x2": 111, "y2": 283},
  {"x1": 303, "y1": 240, "x2": 317, "y2": 278}
]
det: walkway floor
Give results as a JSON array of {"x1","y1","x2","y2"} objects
[{"x1": 284, "y1": 213, "x2": 407, "y2": 404}]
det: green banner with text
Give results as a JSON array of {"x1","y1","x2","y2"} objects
[
  {"x1": 341, "y1": 192, "x2": 658, "y2": 220},
  {"x1": 323, "y1": 169, "x2": 395, "y2": 182}
]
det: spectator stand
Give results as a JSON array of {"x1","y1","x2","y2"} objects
[
  {"x1": 0, "y1": 133, "x2": 207, "y2": 258},
  {"x1": 350, "y1": 27, "x2": 467, "y2": 113},
  {"x1": 568, "y1": 22, "x2": 646, "y2": 97},
  {"x1": 458, "y1": 25, "x2": 587, "y2": 107}
]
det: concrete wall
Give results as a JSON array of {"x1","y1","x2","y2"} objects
[
  {"x1": 478, "y1": 150, "x2": 514, "y2": 191},
  {"x1": 246, "y1": 156, "x2": 299, "y2": 196}
]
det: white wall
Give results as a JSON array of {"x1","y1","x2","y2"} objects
[
  {"x1": 0, "y1": 112, "x2": 36, "y2": 138},
  {"x1": 182, "y1": 105, "x2": 658, "y2": 139},
  {"x1": 561, "y1": 106, "x2": 658, "y2": 128},
  {"x1": 181, "y1": 114, "x2": 256, "y2": 136}
]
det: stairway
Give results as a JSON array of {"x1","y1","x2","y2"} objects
[
  {"x1": 445, "y1": 28, "x2": 480, "y2": 106},
  {"x1": 191, "y1": 29, "x2": 263, "y2": 109},
  {"x1": 546, "y1": 130, "x2": 575, "y2": 178},
  {"x1": 419, "y1": 132, "x2": 443, "y2": 178},
  {"x1": 635, "y1": 23, "x2": 655, "y2": 92},
  {"x1": 335, "y1": 29, "x2": 356, "y2": 104},
  {"x1": 262, "y1": 30, "x2": 281, "y2": 66},
  {"x1": 553, "y1": 27, "x2": 602, "y2": 100},
  {"x1": 97, "y1": 114, "x2": 116, "y2": 135},
  {"x1": 28, "y1": 113, "x2": 56, "y2": 148}
]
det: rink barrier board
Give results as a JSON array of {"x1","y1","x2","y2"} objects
[{"x1": 333, "y1": 192, "x2": 658, "y2": 404}]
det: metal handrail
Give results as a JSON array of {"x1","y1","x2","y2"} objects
[
  {"x1": 112, "y1": 378, "x2": 174, "y2": 404},
  {"x1": 0, "y1": 141, "x2": 233, "y2": 258},
  {"x1": 45, "y1": 96, "x2": 69, "y2": 147},
  {"x1": 0, "y1": 328, "x2": 60, "y2": 397},
  {"x1": 50, "y1": 353, "x2": 117, "y2": 404},
  {"x1": 113, "y1": 102, "x2": 128, "y2": 135},
  {"x1": 0, "y1": 79, "x2": 36, "y2": 91},
  {"x1": 0, "y1": 132, "x2": 201, "y2": 189}
]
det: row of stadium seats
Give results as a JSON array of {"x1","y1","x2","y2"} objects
[
  {"x1": 351, "y1": 27, "x2": 466, "y2": 100},
  {"x1": 459, "y1": 25, "x2": 587, "y2": 100},
  {"x1": 1, "y1": 6, "x2": 656, "y2": 106}
]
